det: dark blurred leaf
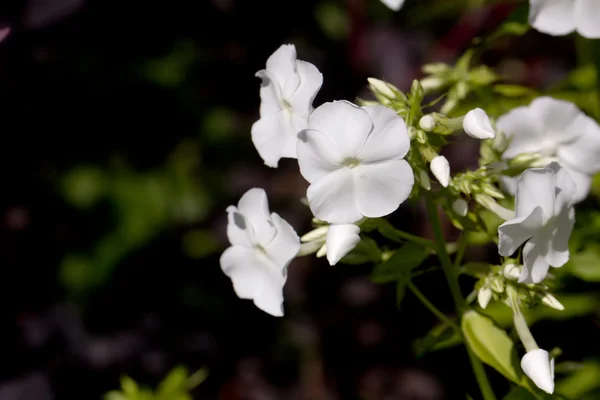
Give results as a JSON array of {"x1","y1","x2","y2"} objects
[
  {"x1": 371, "y1": 242, "x2": 429, "y2": 283},
  {"x1": 412, "y1": 322, "x2": 461, "y2": 358},
  {"x1": 341, "y1": 236, "x2": 381, "y2": 265}
]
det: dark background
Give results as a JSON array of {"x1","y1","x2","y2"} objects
[{"x1": 0, "y1": 0, "x2": 594, "y2": 399}]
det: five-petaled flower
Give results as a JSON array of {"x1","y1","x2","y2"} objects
[
  {"x1": 497, "y1": 96, "x2": 600, "y2": 202},
  {"x1": 220, "y1": 188, "x2": 300, "y2": 316},
  {"x1": 297, "y1": 100, "x2": 414, "y2": 224},
  {"x1": 498, "y1": 162, "x2": 575, "y2": 284},
  {"x1": 252, "y1": 44, "x2": 323, "y2": 168},
  {"x1": 529, "y1": 0, "x2": 600, "y2": 39}
]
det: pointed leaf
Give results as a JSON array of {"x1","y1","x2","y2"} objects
[{"x1": 371, "y1": 242, "x2": 429, "y2": 283}]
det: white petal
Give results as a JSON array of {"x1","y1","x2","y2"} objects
[
  {"x1": 220, "y1": 246, "x2": 285, "y2": 317},
  {"x1": 380, "y1": 0, "x2": 406, "y2": 11},
  {"x1": 256, "y1": 70, "x2": 283, "y2": 117},
  {"x1": 288, "y1": 60, "x2": 323, "y2": 118},
  {"x1": 532, "y1": 97, "x2": 582, "y2": 143},
  {"x1": 529, "y1": 0, "x2": 576, "y2": 36},
  {"x1": 498, "y1": 206, "x2": 544, "y2": 256},
  {"x1": 546, "y1": 207, "x2": 574, "y2": 268},
  {"x1": 354, "y1": 159, "x2": 414, "y2": 218},
  {"x1": 237, "y1": 188, "x2": 277, "y2": 246},
  {"x1": 307, "y1": 101, "x2": 373, "y2": 158},
  {"x1": 515, "y1": 166, "x2": 556, "y2": 220},
  {"x1": 575, "y1": 0, "x2": 600, "y2": 39},
  {"x1": 463, "y1": 108, "x2": 496, "y2": 139},
  {"x1": 251, "y1": 110, "x2": 306, "y2": 168},
  {"x1": 521, "y1": 349, "x2": 555, "y2": 394},
  {"x1": 497, "y1": 106, "x2": 543, "y2": 159},
  {"x1": 521, "y1": 235, "x2": 551, "y2": 284},
  {"x1": 499, "y1": 174, "x2": 518, "y2": 196},
  {"x1": 307, "y1": 167, "x2": 363, "y2": 224},
  {"x1": 563, "y1": 167, "x2": 592, "y2": 203},
  {"x1": 226, "y1": 206, "x2": 253, "y2": 247},
  {"x1": 551, "y1": 162, "x2": 577, "y2": 213},
  {"x1": 358, "y1": 105, "x2": 410, "y2": 163},
  {"x1": 265, "y1": 44, "x2": 300, "y2": 99},
  {"x1": 326, "y1": 224, "x2": 361, "y2": 266},
  {"x1": 558, "y1": 113, "x2": 600, "y2": 175},
  {"x1": 265, "y1": 212, "x2": 301, "y2": 268},
  {"x1": 297, "y1": 129, "x2": 344, "y2": 183},
  {"x1": 430, "y1": 156, "x2": 450, "y2": 187}
]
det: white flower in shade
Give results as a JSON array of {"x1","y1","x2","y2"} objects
[
  {"x1": 220, "y1": 188, "x2": 300, "y2": 316},
  {"x1": 498, "y1": 162, "x2": 576, "y2": 284},
  {"x1": 497, "y1": 96, "x2": 600, "y2": 202},
  {"x1": 521, "y1": 349, "x2": 555, "y2": 394},
  {"x1": 380, "y1": 0, "x2": 406, "y2": 11},
  {"x1": 463, "y1": 108, "x2": 496, "y2": 139},
  {"x1": 297, "y1": 101, "x2": 414, "y2": 224},
  {"x1": 326, "y1": 224, "x2": 361, "y2": 266},
  {"x1": 529, "y1": 0, "x2": 600, "y2": 39},
  {"x1": 430, "y1": 156, "x2": 450, "y2": 187},
  {"x1": 251, "y1": 44, "x2": 323, "y2": 168}
]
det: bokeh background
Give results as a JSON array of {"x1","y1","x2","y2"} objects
[{"x1": 1, "y1": 0, "x2": 599, "y2": 399}]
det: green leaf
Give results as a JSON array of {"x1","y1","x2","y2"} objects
[
  {"x1": 412, "y1": 322, "x2": 461, "y2": 358},
  {"x1": 556, "y1": 362, "x2": 600, "y2": 399},
  {"x1": 461, "y1": 310, "x2": 522, "y2": 384},
  {"x1": 371, "y1": 242, "x2": 429, "y2": 283},
  {"x1": 492, "y1": 84, "x2": 537, "y2": 98},
  {"x1": 395, "y1": 277, "x2": 409, "y2": 308},
  {"x1": 566, "y1": 248, "x2": 600, "y2": 281},
  {"x1": 340, "y1": 236, "x2": 381, "y2": 265},
  {"x1": 156, "y1": 366, "x2": 188, "y2": 397}
]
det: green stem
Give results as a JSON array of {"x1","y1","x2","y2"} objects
[
  {"x1": 453, "y1": 233, "x2": 468, "y2": 269},
  {"x1": 376, "y1": 218, "x2": 433, "y2": 247},
  {"x1": 407, "y1": 281, "x2": 458, "y2": 330},
  {"x1": 425, "y1": 196, "x2": 497, "y2": 400}
]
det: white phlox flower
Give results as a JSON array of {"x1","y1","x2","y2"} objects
[
  {"x1": 380, "y1": 0, "x2": 406, "y2": 11},
  {"x1": 521, "y1": 349, "x2": 555, "y2": 394},
  {"x1": 252, "y1": 44, "x2": 323, "y2": 168},
  {"x1": 430, "y1": 155, "x2": 450, "y2": 187},
  {"x1": 297, "y1": 100, "x2": 414, "y2": 224},
  {"x1": 529, "y1": 0, "x2": 600, "y2": 39},
  {"x1": 463, "y1": 108, "x2": 496, "y2": 139},
  {"x1": 220, "y1": 188, "x2": 300, "y2": 316},
  {"x1": 498, "y1": 162, "x2": 576, "y2": 284},
  {"x1": 497, "y1": 96, "x2": 600, "y2": 202}
]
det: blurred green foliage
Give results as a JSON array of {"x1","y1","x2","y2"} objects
[{"x1": 105, "y1": 367, "x2": 207, "y2": 400}]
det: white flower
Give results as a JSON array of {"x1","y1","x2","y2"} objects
[
  {"x1": 497, "y1": 96, "x2": 600, "y2": 202},
  {"x1": 252, "y1": 44, "x2": 323, "y2": 168},
  {"x1": 220, "y1": 188, "x2": 300, "y2": 316},
  {"x1": 529, "y1": 0, "x2": 600, "y2": 39},
  {"x1": 326, "y1": 224, "x2": 361, "y2": 266},
  {"x1": 521, "y1": 349, "x2": 555, "y2": 394},
  {"x1": 463, "y1": 108, "x2": 496, "y2": 139},
  {"x1": 430, "y1": 155, "x2": 450, "y2": 187},
  {"x1": 498, "y1": 162, "x2": 576, "y2": 284},
  {"x1": 380, "y1": 0, "x2": 406, "y2": 11},
  {"x1": 297, "y1": 101, "x2": 414, "y2": 224}
]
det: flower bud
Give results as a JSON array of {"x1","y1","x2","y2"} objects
[
  {"x1": 463, "y1": 108, "x2": 496, "y2": 139},
  {"x1": 326, "y1": 224, "x2": 361, "y2": 266},
  {"x1": 452, "y1": 198, "x2": 468, "y2": 217},
  {"x1": 418, "y1": 169, "x2": 431, "y2": 190},
  {"x1": 316, "y1": 244, "x2": 327, "y2": 258},
  {"x1": 430, "y1": 156, "x2": 450, "y2": 187},
  {"x1": 477, "y1": 287, "x2": 492, "y2": 309},
  {"x1": 300, "y1": 226, "x2": 329, "y2": 242},
  {"x1": 503, "y1": 263, "x2": 521, "y2": 280},
  {"x1": 420, "y1": 76, "x2": 445, "y2": 92},
  {"x1": 541, "y1": 293, "x2": 564, "y2": 311},
  {"x1": 367, "y1": 77, "x2": 397, "y2": 99},
  {"x1": 419, "y1": 115, "x2": 436, "y2": 131},
  {"x1": 521, "y1": 349, "x2": 555, "y2": 394}
]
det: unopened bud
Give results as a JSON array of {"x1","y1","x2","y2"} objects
[
  {"x1": 452, "y1": 198, "x2": 468, "y2": 217},
  {"x1": 419, "y1": 115, "x2": 436, "y2": 131},
  {"x1": 541, "y1": 293, "x2": 564, "y2": 311},
  {"x1": 430, "y1": 156, "x2": 450, "y2": 188},
  {"x1": 478, "y1": 287, "x2": 492, "y2": 309},
  {"x1": 367, "y1": 77, "x2": 397, "y2": 99},
  {"x1": 463, "y1": 108, "x2": 496, "y2": 139}
]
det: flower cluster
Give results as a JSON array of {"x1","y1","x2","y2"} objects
[{"x1": 217, "y1": 4, "x2": 600, "y2": 396}]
